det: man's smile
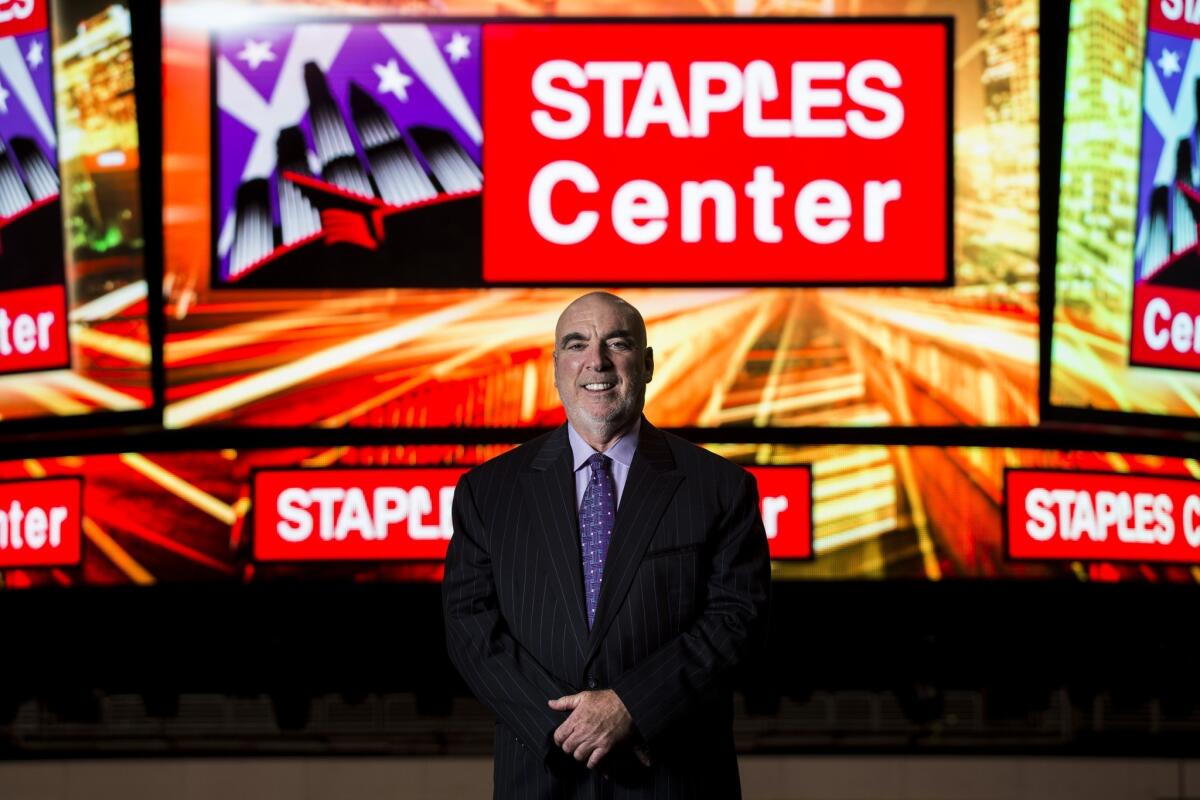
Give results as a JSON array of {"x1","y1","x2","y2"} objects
[{"x1": 582, "y1": 382, "x2": 616, "y2": 393}]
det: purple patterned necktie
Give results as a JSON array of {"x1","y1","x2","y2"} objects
[{"x1": 579, "y1": 453, "x2": 616, "y2": 628}]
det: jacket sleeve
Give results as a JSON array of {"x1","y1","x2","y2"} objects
[
  {"x1": 442, "y1": 471, "x2": 575, "y2": 765},
  {"x1": 608, "y1": 468, "x2": 770, "y2": 746}
]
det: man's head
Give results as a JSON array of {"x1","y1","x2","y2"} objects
[{"x1": 553, "y1": 292, "x2": 654, "y2": 448}]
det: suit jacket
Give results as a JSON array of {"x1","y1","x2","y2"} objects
[{"x1": 443, "y1": 420, "x2": 770, "y2": 799}]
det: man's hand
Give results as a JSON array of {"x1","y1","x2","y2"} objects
[{"x1": 548, "y1": 689, "x2": 644, "y2": 769}]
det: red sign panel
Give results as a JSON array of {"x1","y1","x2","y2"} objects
[
  {"x1": 747, "y1": 466, "x2": 813, "y2": 559},
  {"x1": 482, "y1": 21, "x2": 950, "y2": 285},
  {"x1": 253, "y1": 468, "x2": 468, "y2": 562},
  {"x1": 1006, "y1": 469, "x2": 1200, "y2": 564},
  {"x1": 0, "y1": 285, "x2": 70, "y2": 375},
  {"x1": 1130, "y1": 283, "x2": 1200, "y2": 371},
  {"x1": 0, "y1": 477, "x2": 82, "y2": 568},
  {"x1": 0, "y1": 0, "x2": 47, "y2": 37},
  {"x1": 255, "y1": 464, "x2": 813, "y2": 563},
  {"x1": 1149, "y1": 0, "x2": 1200, "y2": 38}
]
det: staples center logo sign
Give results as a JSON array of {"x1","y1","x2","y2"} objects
[
  {"x1": 1006, "y1": 469, "x2": 1200, "y2": 565},
  {"x1": 0, "y1": 286, "x2": 70, "y2": 375},
  {"x1": 1151, "y1": 0, "x2": 1200, "y2": 38},
  {"x1": 482, "y1": 21, "x2": 950, "y2": 285},
  {"x1": 746, "y1": 466, "x2": 813, "y2": 559},
  {"x1": 0, "y1": 477, "x2": 83, "y2": 568},
  {"x1": 254, "y1": 465, "x2": 812, "y2": 563},
  {"x1": 253, "y1": 468, "x2": 468, "y2": 562},
  {"x1": 0, "y1": 0, "x2": 44, "y2": 36}
]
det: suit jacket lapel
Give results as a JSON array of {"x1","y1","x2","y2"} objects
[
  {"x1": 586, "y1": 420, "x2": 683, "y2": 662},
  {"x1": 520, "y1": 426, "x2": 589, "y2": 654}
]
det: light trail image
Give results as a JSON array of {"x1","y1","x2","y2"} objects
[{"x1": 0, "y1": 279, "x2": 150, "y2": 417}]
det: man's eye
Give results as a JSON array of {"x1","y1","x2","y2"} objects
[
  {"x1": 566, "y1": 342, "x2": 585, "y2": 351},
  {"x1": 609, "y1": 340, "x2": 631, "y2": 350}
]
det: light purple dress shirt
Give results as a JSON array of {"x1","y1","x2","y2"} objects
[{"x1": 567, "y1": 419, "x2": 640, "y2": 510}]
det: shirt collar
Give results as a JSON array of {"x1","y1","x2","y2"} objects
[{"x1": 567, "y1": 417, "x2": 641, "y2": 473}]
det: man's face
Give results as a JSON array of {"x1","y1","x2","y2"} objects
[{"x1": 553, "y1": 295, "x2": 654, "y2": 436}]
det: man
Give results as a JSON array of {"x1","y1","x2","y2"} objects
[{"x1": 443, "y1": 292, "x2": 770, "y2": 798}]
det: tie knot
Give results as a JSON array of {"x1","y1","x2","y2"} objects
[{"x1": 587, "y1": 453, "x2": 612, "y2": 474}]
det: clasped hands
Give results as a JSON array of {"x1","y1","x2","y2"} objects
[{"x1": 548, "y1": 690, "x2": 652, "y2": 770}]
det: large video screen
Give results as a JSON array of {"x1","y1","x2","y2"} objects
[
  {"x1": 162, "y1": 0, "x2": 1039, "y2": 430},
  {"x1": 1050, "y1": 0, "x2": 1200, "y2": 424},
  {"x1": 0, "y1": 0, "x2": 68, "y2": 373},
  {"x1": 0, "y1": 0, "x2": 151, "y2": 425},
  {"x1": 3, "y1": 441, "x2": 1198, "y2": 590}
]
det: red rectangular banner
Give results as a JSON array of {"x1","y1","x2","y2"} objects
[
  {"x1": 0, "y1": 284, "x2": 70, "y2": 375},
  {"x1": 254, "y1": 464, "x2": 813, "y2": 564},
  {"x1": 253, "y1": 468, "x2": 468, "y2": 562},
  {"x1": 747, "y1": 466, "x2": 813, "y2": 559},
  {"x1": 0, "y1": 0, "x2": 47, "y2": 38},
  {"x1": 482, "y1": 20, "x2": 950, "y2": 285},
  {"x1": 1149, "y1": 0, "x2": 1200, "y2": 38},
  {"x1": 1130, "y1": 283, "x2": 1200, "y2": 371},
  {"x1": 1006, "y1": 469, "x2": 1200, "y2": 564},
  {"x1": 0, "y1": 477, "x2": 82, "y2": 568}
]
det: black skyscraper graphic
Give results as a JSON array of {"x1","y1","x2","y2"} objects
[
  {"x1": 229, "y1": 179, "x2": 273, "y2": 280},
  {"x1": 412, "y1": 125, "x2": 482, "y2": 196},
  {"x1": 0, "y1": 135, "x2": 65, "y2": 291},
  {"x1": 276, "y1": 126, "x2": 321, "y2": 248},
  {"x1": 349, "y1": 84, "x2": 438, "y2": 207},
  {"x1": 0, "y1": 137, "x2": 34, "y2": 219},
  {"x1": 1173, "y1": 140, "x2": 1198, "y2": 255},
  {"x1": 11, "y1": 138, "x2": 59, "y2": 203},
  {"x1": 1145, "y1": 185, "x2": 1171, "y2": 280},
  {"x1": 1140, "y1": 79, "x2": 1200, "y2": 291},
  {"x1": 304, "y1": 64, "x2": 374, "y2": 200},
  {"x1": 219, "y1": 62, "x2": 482, "y2": 289}
]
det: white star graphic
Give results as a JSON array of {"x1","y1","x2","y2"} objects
[
  {"x1": 26, "y1": 40, "x2": 43, "y2": 70},
  {"x1": 445, "y1": 32, "x2": 471, "y2": 64},
  {"x1": 1159, "y1": 48, "x2": 1182, "y2": 79},
  {"x1": 374, "y1": 59, "x2": 414, "y2": 102},
  {"x1": 236, "y1": 39, "x2": 276, "y2": 71},
  {"x1": 0, "y1": 81, "x2": 9, "y2": 114}
]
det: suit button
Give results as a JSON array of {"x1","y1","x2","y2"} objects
[{"x1": 586, "y1": 676, "x2": 598, "y2": 689}]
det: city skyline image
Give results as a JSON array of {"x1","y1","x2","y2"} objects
[{"x1": 213, "y1": 22, "x2": 482, "y2": 288}]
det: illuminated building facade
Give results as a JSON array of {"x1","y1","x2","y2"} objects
[
  {"x1": 1054, "y1": 0, "x2": 1142, "y2": 322},
  {"x1": 954, "y1": 0, "x2": 1040, "y2": 297},
  {"x1": 54, "y1": 3, "x2": 143, "y2": 263}
]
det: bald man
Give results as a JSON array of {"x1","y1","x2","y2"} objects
[{"x1": 444, "y1": 292, "x2": 770, "y2": 799}]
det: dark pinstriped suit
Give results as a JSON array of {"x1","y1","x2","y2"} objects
[{"x1": 443, "y1": 419, "x2": 770, "y2": 798}]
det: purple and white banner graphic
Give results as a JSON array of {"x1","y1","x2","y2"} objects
[
  {"x1": 213, "y1": 23, "x2": 483, "y2": 288},
  {"x1": 1133, "y1": 28, "x2": 1200, "y2": 286},
  {"x1": 1129, "y1": 22, "x2": 1200, "y2": 370},
  {"x1": 0, "y1": 21, "x2": 65, "y2": 291}
]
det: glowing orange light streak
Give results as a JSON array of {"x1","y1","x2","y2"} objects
[
  {"x1": 83, "y1": 517, "x2": 155, "y2": 586},
  {"x1": 165, "y1": 292, "x2": 515, "y2": 427}
]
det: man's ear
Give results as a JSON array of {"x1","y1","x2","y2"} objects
[{"x1": 644, "y1": 346, "x2": 654, "y2": 383}]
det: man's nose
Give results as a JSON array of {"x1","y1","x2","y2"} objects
[{"x1": 584, "y1": 343, "x2": 612, "y2": 371}]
